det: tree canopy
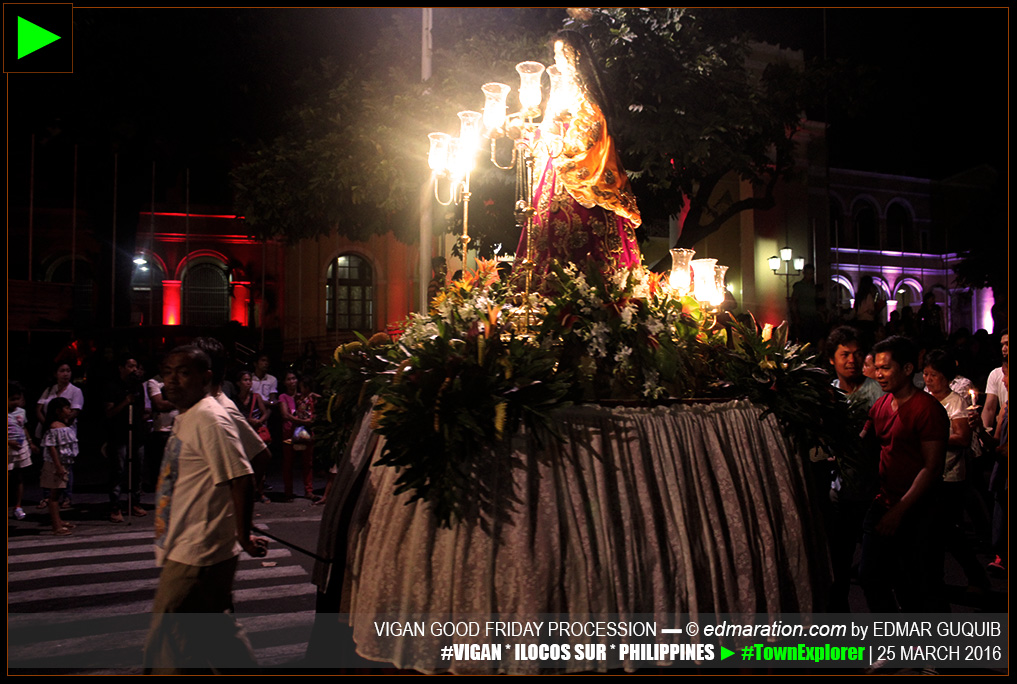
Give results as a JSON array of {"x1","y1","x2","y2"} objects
[
  {"x1": 232, "y1": 8, "x2": 836, "y2": 253},
  {"x1": 575, "y1": 8, "x2": 824, "y2": 247}
]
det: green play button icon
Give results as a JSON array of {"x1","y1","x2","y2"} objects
[
  {"x1": 721, "y1": 646, "x2": 734, "y2": 660},
  {"x1": 18, "y1": 16, "x2": 61, "y2": 59}
]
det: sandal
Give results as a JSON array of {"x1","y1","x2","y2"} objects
[
  {"x1": 52, "y1": 527, "x2": 73, "y2": 536},
  {"x1": 37, "y1": 499, "x2": 49, "y2": 509}
]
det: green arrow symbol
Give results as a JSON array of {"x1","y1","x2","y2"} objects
[
  {"x1": 721, "y1": 646, "x2": 734, "y2": 660},
  {"x1": 18, "y1": 17, "x2": 61, "y2": 59}
]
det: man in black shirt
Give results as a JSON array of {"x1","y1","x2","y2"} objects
[{"x1": 105, "y1": 354, "x2": 148, "y2": 522}]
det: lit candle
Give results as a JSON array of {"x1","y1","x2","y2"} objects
[
  {"x1": 668, "y1": 248, "x2": 694, "y2": 296},
  {"x1": 481, "y1": 83, "x2": 510, "y2": 132},
  {"x1": 515, "y1": 61, "x2": 545, "y2": 113},
  {"x1": 690, "y1": 258, "x2": 717, "y2": 304},
  {"x1": 427, "y1": 132, "x2": 450, "y2": 172}
]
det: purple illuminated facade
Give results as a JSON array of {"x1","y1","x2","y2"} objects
[{"x1": 823, "y1": 167, "x2": 998, "y2": 334}]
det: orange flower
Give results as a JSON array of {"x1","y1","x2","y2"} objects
[{"x1": 485, "y1": 304, "x2": 502, "y2": 338}]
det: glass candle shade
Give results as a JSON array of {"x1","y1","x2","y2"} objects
[
  {"x1": 482, "y1": 83, "x2": 510, "y2": 132},
  {"x1": 427, "y1": 132, "x2": 450, "y2": 172},
  {"x1": 691, "y1": 258, "x2": 718, "y2": 304},
  {"x1": 711, "y1": 265, "x2": 728, "y2": 307},
  {"x1": 457, "y1": 110, "x2": 483, "y2": 155},
  {"x1": 515, "y1": 61, "x2": 546, "y2": 112},
  {"x1": 668, "y1": 248, "x2": 695, "y2": 296}
]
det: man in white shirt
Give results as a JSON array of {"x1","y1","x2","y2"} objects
[
  {"x1": 828, "y1": 326, "x2": 884, "y2": 410},
  {"x1": 825, "y1": 325, "x2": 883, "y2": 611},
  {"x1": 251, "y1": 353, "x2": 278, "y2": 406},
  {"x1": 194, "y1": 337, "x2": 271, "y2": 500},
  {"x1": 145, "y1": 368, "x2": 179, "y2": 491},
  {"x1": 144, "y1": 346, "x2": 267, "y2": 673},
  {"x1": 982, "y1": 329, "x2": 1008, "y2": 432}
]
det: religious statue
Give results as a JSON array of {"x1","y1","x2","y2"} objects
[{"x1": 515, "y1": 30, "x2": 642, "y2": 284}]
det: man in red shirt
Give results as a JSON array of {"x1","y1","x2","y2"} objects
[{"x1": 860, "y1": 335, "x2": 949, "y2": 613}]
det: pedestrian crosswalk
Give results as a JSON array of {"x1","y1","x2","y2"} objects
[{"x1": 8, "y1": 521, "x2": 317, "y2": 672}]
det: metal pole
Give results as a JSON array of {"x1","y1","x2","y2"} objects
[
  {"x1": 111, "y1": 153, "x2": 118, "y2": 328},
  {"x1": 297, "y1": 240, "x2": 303, "y2": 349},
  {"x1": 149, "y1": 161, "x2": 156, "y2": 326},
  {"x1": 28, "y1": 134, "x2": 35, "y2": 281},
  {"x1": 127, "y1": 404, "x2": 133, "y2": 527},
  {"x1": 261, "y1": 238, "x2": 267, "y2": 349},
  {"x1": 419, "y1": 7, "x2": 434, "y2": 313},
  {"x1": 184, "y1": 169, "x2": 190, "y2": 325},
  {"x1": 71, "y1": 145, "x2": 78, "y2": 284}
]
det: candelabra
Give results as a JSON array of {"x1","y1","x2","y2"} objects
[{"x1": 428, "y1": 60, "x2": 566, "y2": 332}]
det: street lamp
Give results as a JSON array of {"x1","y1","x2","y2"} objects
[{"x1": 768, "y1": 245, "x2": 804, "y2": 304}]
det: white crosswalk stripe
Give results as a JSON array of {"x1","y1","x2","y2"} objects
[
  {"x1": 8, "y1": 548, "x2": 294, "y2": 582},
  {"x1": 10, "y1": 582, "x2": 317, "y2": 628},
  {"x1": 9, "y1": 611, "x2": 317, "y2": 663},
  {"x1": 8, "y1": 530, "x2": 156, "y2": 548},
  {"x1": 8, "y1": 528, "x2": 318, "y2": 672}
]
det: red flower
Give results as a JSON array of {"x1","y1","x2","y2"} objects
[
  {"x1": 558, "y1": 306, "x2": 579, "y2": 332},
  {"x1": 604, "y1": 296, "x2": 635, "y2": 318}
]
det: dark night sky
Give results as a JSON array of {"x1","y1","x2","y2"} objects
[
  {"x1": 7, "y1": 7, "x2": 1008, "y2": 204},
  {"x1": 734, "y1": 8, "x2": 1008, "y2": 180}
]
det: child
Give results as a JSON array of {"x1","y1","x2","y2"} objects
[
  {"x1": 8, "y1": 381, "x2": 36, "y2": 520},
  {"x1": 40, "y1": 397, "x2": 77, "y2": 535}
]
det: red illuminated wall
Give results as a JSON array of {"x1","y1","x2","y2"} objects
[{"x1": 162, "y1": 280, "x2": 182, "y2": 325}]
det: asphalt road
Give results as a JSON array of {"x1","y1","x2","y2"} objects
[
  {"x1": 8, "y1": 463, "x2": 327, "y2": 673},
  {"x1": 8, "y1": 457, "x2": 1007, "y2": 674}
]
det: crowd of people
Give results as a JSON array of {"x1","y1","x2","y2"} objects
[
  {"x1": 8, "y1": 341, "x2": 328, "y2": 532},
  {"x1": 819, "y1": 322, "x2": 1008, "y2": 616}
]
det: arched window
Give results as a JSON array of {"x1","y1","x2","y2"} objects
[
  {"x1": 326, "y1": 254, "x2": 374, "y2": 332},
  {"x1": 829, "y1": 275, "x2": 854, "y2": 315},
  {"x1": 45, "y1": 255, "x2": 94, "y2": 322},
  {"x1": 853, "y1": 202, "x2": 879, "y2": 249},
  {"x1": 46, "y1": 255, "x2": 92, "y2": 284},
  {"x1": 871, "y1": 277, "x2": 893, "y2": 304},
  {"x1": 894, "y1": 279, "x2": 923, "y2": 310},
  {"x1": 184, "y1": 261, "x2": 230, "y2": 327}
]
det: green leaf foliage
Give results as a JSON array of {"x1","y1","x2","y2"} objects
[{"x1": 319, "y1": 260, "x2": 859, "y2": 527}]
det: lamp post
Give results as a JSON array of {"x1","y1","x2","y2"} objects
[{"x1": 768, "y1": 246, "x2": 805, "y2": 306}]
